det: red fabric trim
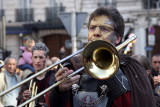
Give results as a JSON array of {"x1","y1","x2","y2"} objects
[
  {"x1": 65, "y1": 101, "x2": 71, "y2": 107},
  {"x1": 112, "y1": 91, "x2": 131, "y2": 107},
  {"x1": 45, "y1": 92, "x2": 50, "y2": 107}
]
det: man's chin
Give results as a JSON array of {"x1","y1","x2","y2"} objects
[
  {"x1": 35, "y1": 69, "x2": 42, "y2": 72},
  {"x1": 88, "y1": 40, "x2": 97, "y2": 43}
]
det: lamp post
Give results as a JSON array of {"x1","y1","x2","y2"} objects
[
  {"x1": 0, "y1": 0, "x2": 3, "y2": 59},
  {"x1": 0, "y1": 0, "x2": 6, "y2": 60},
  {"x1": 147, "y1": 0, "x2": 151, "y2": 27},
  {"x1": 0, "y1": 0, "x2": 3, "y2": 48},
  {"x1": 147, "y1": 0, "x2": 152, "y2": 59},
  {"x1": 71, "y1": 9, "x2": 77, "y2": 53}
]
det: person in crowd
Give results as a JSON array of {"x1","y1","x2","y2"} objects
[
  {"x1": 50, "y1": 56, "x2": 60, "y2": 71},
  {"x1": 59, "y1": 46, "x2": 66, "y2": 59},
  {"x1": 132, "y1": 54, "x2": 160, "y2": 106},
  {"x1": 17, "y1": 42, "x2": 54, "y2": 106},
  {"x1": 0, "y1": 60, "x2": 5, "y2": 107},
  {"x1": 45, "y1": 59, "x2": 55, "y2": 73},
  {"x1": 151, "y1": 54, "x2": 160, "y2": 77},
  {"x1": 18, "y1": 38, "x2": 35, "y2": 72},
  {"x1": 0, "y1": 57, "x2": 21, "y2": 107},
  {"x1": 45, "y1": 59, "x2": 53, "y2": 68},
  {"x1": 151, "y1": 54, "x2": 160, "y2": 87},
  {"x1": 49, "y1": 6, "x2": 156, "y2": 107},
  {"x1": 131, "y1": 54, "x2": 154, "y2": 88},
  {"x1": 50, "y1": 57, "x2": 60, "y2": 64}
]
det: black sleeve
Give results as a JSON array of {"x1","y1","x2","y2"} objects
[
  {"x1": 120, "y1": 55, "x2": 156, "y2": 107},
  {"x1": 49, "y1": 84, "x2": 71, "y2": 107},
  {"x1": 17, "y1": 73, "x2": 34, "y2": 105},
  {"x1": 48, "y1": 71, "x2": 71, "y2": 107}
]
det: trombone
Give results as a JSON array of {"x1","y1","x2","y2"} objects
[
  {"x1": 25, "y1": 79, "x2": 38, "y2": 107},
  {"x1": 0, "y1": 34, "x2": 137, "y2": 107},
  {"x1": 0, "y1": 48, "x2": 84, "y2": 97}
]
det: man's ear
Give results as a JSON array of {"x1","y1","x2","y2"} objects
[{"x1": 115, "y1": 35, "x2": 122, "y2": 45}]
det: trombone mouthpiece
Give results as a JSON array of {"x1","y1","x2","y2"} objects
[{"x1": 129, "y1": 33, "x2": 137, "y2": 40}]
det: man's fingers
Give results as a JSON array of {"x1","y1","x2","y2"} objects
[
  {"x1": 55, "y1": 67, "x2": 68, "y2": 77},
  {"x1": 56, "y1": 67, "x2": 81, "y2": 92},
  {"x1": 58, "y1": 75, "x2": 80, "y2": 92},
  {"x1": 63, "y1": 75, "x2": 80, "y2": 87},
  {"x1": 72, "y1": 78, "x2": 80, "y2": 84},
  {"x1": 66, "y1": 75, "x2": 80, "y2": 83},
  {"x1": 56, "y1": 69, "x2": 73, "y2": 81},
  {"x1": 23, "y1": 90, "x2": 31, "y2": 100}
]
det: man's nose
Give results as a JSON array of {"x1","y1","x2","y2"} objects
[
  {"x1": 157, "y1": 63, "x2": 160, "y2": 66},
  {"x1": 93, "y1": 27, "x2": 102, "y2": 37},
  {"x1": 35, "y1": 58, "x2": 41, "y2": 62},
  {"x1": 93, "y1": 33, "x2": 101, "y2": 38}
]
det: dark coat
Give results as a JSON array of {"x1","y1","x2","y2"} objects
[
  {"x1": 120, "y1": 55, "x2": 156, "y2": 107},
  {"x1": 17, "y1": 70, "x2": 55, "y2": 107},
  {"x1": 49, "y1": 55, "x2": 157, "y2": 107}
]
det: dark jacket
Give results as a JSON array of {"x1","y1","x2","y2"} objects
[
  {"x1": 17, "y1": 70, "x2": 55, "y2": 107},
  {"x1": 151, "y1": 68, "x2": 159, "y2": 77},
  {"x1": 49, "y1": 55, "x2": 156, "y2": 107}
]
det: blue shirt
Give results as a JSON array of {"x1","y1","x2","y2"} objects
[{"x1": 3, "y1": 70, "x2": 21, "y2": 106}]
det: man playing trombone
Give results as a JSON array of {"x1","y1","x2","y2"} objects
[
  {"x1": 49, "y1": 6, "x2": 156, "y2": 107},
  {"x1": 17, "y1": 43, "x2": 55, "y2": 106}
]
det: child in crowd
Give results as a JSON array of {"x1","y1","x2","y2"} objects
[{"x1": 18, "y1": 39, "x2": 35, "y2": 72}]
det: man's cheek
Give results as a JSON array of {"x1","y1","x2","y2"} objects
[
  {"x1": 42, "y1": 59, "x2": 46, "y2": 67},
  {"x1": 101, "y1": 33, "x2": 110, "y2": 42},
  {"x1": 106, "y1": 32, "x2": 117, "y2": 42},
  {"x1": 32, "y1": 61, "x2": 36, "y2": 65},
  {"x1": 88, "y1": 33, "x2": 92, "y2": 41}
]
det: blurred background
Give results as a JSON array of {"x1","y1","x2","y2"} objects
[{"x1": 0, "y1": 0, "x2": 160, "y2": 60}]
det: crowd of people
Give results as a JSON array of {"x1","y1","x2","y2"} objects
[{"x1": 0, "y1": 6, "x2": 160, "y2": 107}]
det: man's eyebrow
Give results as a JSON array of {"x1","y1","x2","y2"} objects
[
  {"x1": 104, "y1": 19, "x2": 114, "y2": 25},
  {"x1": 104, "y1": 21, "x2": 113, "y2": 25}
]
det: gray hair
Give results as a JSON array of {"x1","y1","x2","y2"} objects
[
  {"x1": 32, "y1": 42, "x2": 49, "y2": 56},
  {"x1": 4, "y1": 56, "x2": 17, "y2": 65}
]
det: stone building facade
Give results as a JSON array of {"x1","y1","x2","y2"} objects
[{"x1": 0, "y1": 0, "x2": 160, "y2": 60}]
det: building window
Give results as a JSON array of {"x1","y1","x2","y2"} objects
[
  {"x1": 98, "y1": 0, "x2": 117, "y2": 7},
  {"x1": 16, "y1": 0, "x2": 33, "y2": 22},
  {"x1": 20, "y1": 0, "x2": 31, "y2": 9},
  {"x1": 142, "y1": 0, "x2": 160, "y2": 9}
]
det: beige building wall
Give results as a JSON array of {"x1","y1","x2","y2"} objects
[
  {"x1": 6, "y1": 35, "x2": 20, "y2": 59},
  {"x1": 1, "y1": 0, "x2": 160, "y2": 58},
  {"x1": 3, "y1": 0, "x2": 19, "y2": 22}
]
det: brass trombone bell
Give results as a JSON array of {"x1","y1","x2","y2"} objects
[{"x1": 83, "y1": 40, "x2": 119, "y2": 79}]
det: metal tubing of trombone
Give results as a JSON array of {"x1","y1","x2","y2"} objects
[
  {"x1": 0, "y1": 48, "x2": 84, "y2": 96},
  {"x1": 18, "y1": 67, "x2": 84, "y2": 107},
  {"x1": 116, "y1": 35, "x2": 137, "y2": 51}
]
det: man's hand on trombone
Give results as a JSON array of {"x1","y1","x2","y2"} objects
[
  {"x1": 55, "y1": 67, "x2": 80, "y2": 92},
  {"x1": 22, "y1": 90, "x2": 32, "y2": 101}
]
